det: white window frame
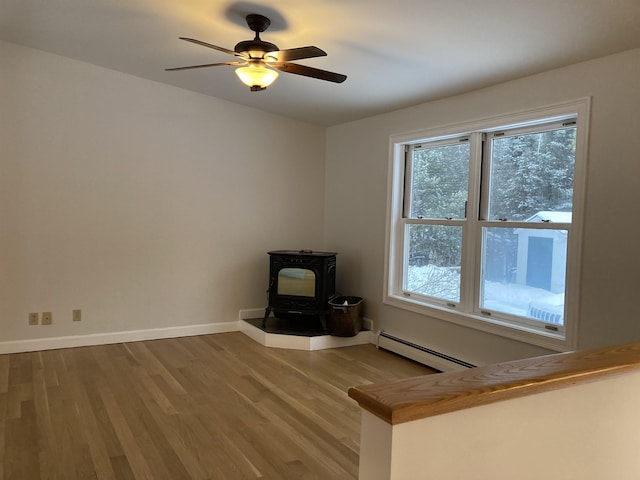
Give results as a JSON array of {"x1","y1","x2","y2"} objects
[{"x1": 384, "y1": 98, "x2": 590, "y2": 351}]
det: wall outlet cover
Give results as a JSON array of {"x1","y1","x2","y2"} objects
[
  {"x1": 42, "y1": 312, "x2": 53, "y2": 325},
  {"x1": 29, "y1": 312, "x2": 39, "y2": 326}
]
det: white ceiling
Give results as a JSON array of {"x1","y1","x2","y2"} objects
[{"x1": 2, "y1": 1, "x2": 640, "y2": 126}]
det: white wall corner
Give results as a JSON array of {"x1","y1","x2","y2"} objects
[{"x1": 239, "y1": 308, "x2": 267, "y2": 320}]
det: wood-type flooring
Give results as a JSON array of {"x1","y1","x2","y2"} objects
[{"x1": 0, "y1": 332, "x2": 436, "y2": 479}]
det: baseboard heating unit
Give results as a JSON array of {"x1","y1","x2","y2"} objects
[{"x1": 376, "y1": 331, "x2": 476, "y2": 372}]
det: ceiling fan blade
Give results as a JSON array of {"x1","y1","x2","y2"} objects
[
  {"x1": 178, "y1": 37, "x2": 245, "y2": 58},
  {"x1": 272, "y1": 46, "x2": 326, "y2": 62},
  {"x1": 165, "y1": 61, "x2": 245, "y2": 72},
  {"x1": 273, "y1": 62, "x2": 347, "y2": 83}
]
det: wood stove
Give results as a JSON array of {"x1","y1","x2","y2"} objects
[{"x1": 263, "y1": 250, "x2": 337, "y2": 325}]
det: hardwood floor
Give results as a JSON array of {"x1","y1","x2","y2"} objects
[{"x1": 0, "y1": 332, "x2": 436, "y2": 479}]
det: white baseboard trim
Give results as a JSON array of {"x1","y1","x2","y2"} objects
[
  {"x1": 1, "y1": 307, "x2": 375, "y2": 355},
  {"x1": 240, "y1": 318, "x2": 373, "y2": 351},
  {"x1": 0, "y1": 321, "x2": 240, "y2": 355}
]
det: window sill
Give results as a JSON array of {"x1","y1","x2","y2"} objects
[{"x1": 383, "y1": 293, "x2": 575, "y2": 352}]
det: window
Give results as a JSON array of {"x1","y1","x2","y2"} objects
[{"x1": 385, "y1": 100, "x2": 589, "y2": 350}]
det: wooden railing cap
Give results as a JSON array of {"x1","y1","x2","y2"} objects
[{"x1": 348, "y1": 341, "x2": 640, "y2": 425}]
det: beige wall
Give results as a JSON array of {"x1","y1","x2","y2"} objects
[
  {"x1": 4, "y1": 39, "x2": 639, "y2": 361},
  {"x1": 326, "y1": 48, "x2": 640, "y2": 365},
  {"x1": 359, "y1": 370, "x2": 640, "y2": 479},
  {"x1": 0, "y1": 41, "x2": 326, "y2": 343}
]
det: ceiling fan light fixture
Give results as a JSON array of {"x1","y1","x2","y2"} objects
[
  {"x1": 167, "y1": 13, "x2": 346, "y2": 88},
  {"x1": 235, "y1": 64, "x2": 279, "y2": 91}
]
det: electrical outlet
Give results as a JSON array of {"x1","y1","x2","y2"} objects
[
  {"x1": 42, "y1": 312, "x2": 52, "y2": 325},
  {"x1": 73, "y1": 309, "x2": 82, "y2": 322},
  {"x1": 29, "y1": 312, "x2": 39, "y2": 326}
]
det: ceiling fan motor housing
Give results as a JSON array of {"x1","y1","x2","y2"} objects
[
  {"x1": 234, "y1": 14, "x2": 279, "y2": 57},
  {"x1": 234, "y1": 39, "x2": 279, "y2": 56}
]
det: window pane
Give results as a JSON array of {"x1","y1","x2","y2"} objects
[
  {"x1": 405, "y1": 224, "x2": 462, "y2": 302},
  {"x1": 487, "y1": 127, "x2": 576, "y2": 221},
  {"x1": 410, "y1": 142, "x2": 469, "y2": 219},
  {"x1": 480, "y1": 227, "x2": 566, "y2": 325}
]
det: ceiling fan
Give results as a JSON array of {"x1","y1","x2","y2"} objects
[{"x1": 166, "y1": 14, "x2": 347, "y2": 91}]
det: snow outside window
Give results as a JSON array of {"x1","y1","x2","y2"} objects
[{"x1": 385, "y1": 100, "x2": 590, "y2": 351}]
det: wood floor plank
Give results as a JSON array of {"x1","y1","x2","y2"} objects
[
  {"x1": 4, "y1": 403, "x2": 40, "y2": 480},
  {"x1": 103, "y1": 354, "x2": 191, "y2": 479},
  {"x1": 0, "y1": 356, "x2": 10, "y2": 396},
  {"x1": 0, "y1": 332, "x2": 436, "y2": 479},
  {"x1": 99, "y1": 384, "x2": 155, "y2": 480}
]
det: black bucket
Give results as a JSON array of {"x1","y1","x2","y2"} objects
[{"x1": 328, "y1": 296, "x2": 363, "y2": 337}]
